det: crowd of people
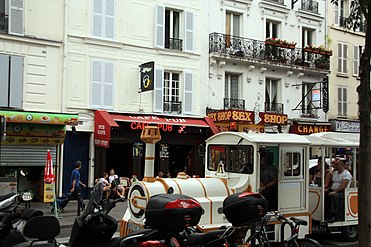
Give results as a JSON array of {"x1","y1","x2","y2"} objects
[{"x1": 95, "y1": 169, "x2": 131, "y2": 200}]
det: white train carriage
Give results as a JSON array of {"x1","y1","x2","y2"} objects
[{"x1": 307, "y1": 132, "x2": 359, "y2": 241}]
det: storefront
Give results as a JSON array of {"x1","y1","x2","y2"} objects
[
  {"x1": 206, "y1": 109, "x2": 289, "y2": 133},
  {"x1": 93, "y1": 110, "x2": 218, "y2": 179},
  {"x1": 0, "y1": 110, "x2": 78, "y2": 199}
]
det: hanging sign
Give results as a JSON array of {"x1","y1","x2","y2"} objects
[{"x1": 140, "y1": 61, "x2": 155, "y2": 92}]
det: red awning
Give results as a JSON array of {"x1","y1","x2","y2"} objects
[{"x1": 94, "y1": 110, "x2": 219, "y2": 148}]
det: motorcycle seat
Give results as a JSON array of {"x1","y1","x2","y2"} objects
[{"x1": 187, "y1": 229, "x2": 226, "y2": 246}]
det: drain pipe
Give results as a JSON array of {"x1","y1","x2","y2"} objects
[{"x1": 140, "y1": 126, "x2": 161, "y2": 182}]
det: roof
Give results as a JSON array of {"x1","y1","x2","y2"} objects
[
  {"x1": 306, "y1": 132, "x2": 359, "y2": 147},
  {"x1": 206, "y1": 131, "x2": 310, "y2": 145}
]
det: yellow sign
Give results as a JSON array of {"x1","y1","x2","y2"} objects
[{"x1": 43, "y1": 183, "x2": 55, "y2": 202}]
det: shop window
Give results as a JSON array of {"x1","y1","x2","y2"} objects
[
  {"x1": 208, "y1": 145, "x2": 254, "y2": 174},
  {"x1": 92, "y1": 0, "x2": 115, "y2": 39},
  {"x1": 0, "y1": 54, "x2": 23, "y2": 109}
]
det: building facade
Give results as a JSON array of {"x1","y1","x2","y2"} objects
[{"x1": 205, "y1": 0, "x2": 331, "y2": 139}]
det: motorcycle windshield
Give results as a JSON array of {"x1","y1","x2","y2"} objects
[{"x1": 82, "y1": 183, "x2": 104, "y2": 217}]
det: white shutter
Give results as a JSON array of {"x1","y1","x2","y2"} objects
[
  {"x1": 337, "y1": 43, "x2": 342, "y2": 73},
  {"x1": 0, "y1": 54, "x2": 10, "y2": 107},
  {"x1": 91, "y1": 60, "x2": 103, "y2": 107},
  {"x1": 155, "y1": 5, "x2": 165, "y2": 48},
  {"x1": 183, "y1": 72, "x2": 193, "y2": 115},
  {"x1": 93, "y1": 0, "x2": 103, "y2": 37},
  {"x1": 353, "y1": 45, "x2": 359, "y2": 76},
  {"x1": 9, "y1": 56, "x2": 23, "y2": 108},
  {"x1": 9, "y1": 0, "x2": 24, "y2": 35},
  {"x1": 153, "y1": 69, "x2": 164, "y2": 112},
  {"x1": 105, "y1": 0, "x2": 114, "y2": 39},
  {"x1": 185, "y1": 12, "x2": 194, "y2": 52},
  {"x1": 334, "y1": 3, "x2": 339, "y2": 25},
  {"x1": 343, "y1": 44, "x2": 348, "y2": 73},
  {"x1": 103, "y1": 62, "x2": 114, "y2": 108}
]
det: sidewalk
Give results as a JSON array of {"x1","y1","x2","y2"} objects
[{"x1": 29, "y1": 199, "x2": 128, "y2": 244}]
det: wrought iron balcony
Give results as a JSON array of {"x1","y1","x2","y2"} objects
[
  {"x1": 224, "y1": 98, "x2": 245, "y2": 110},
  {"x1": 265, "y1": 102, "x2": 284, "y2": 114},
  {"x1": 165, "y1": 37, "x2": 183, "y2": 51},
  {"x1": 359, "y1": 21, "x2": 366, "y2": 32},
  {"x1": 301, "y1": 0, "x2": 318, "y2": 13},
  {"x1": 0, "y1": 13, "x2": 8, "y2": 33},
  {"x1": 164, "y1": 101, "x2": 182, "y2": 113},
  {"x1": 209, "y1": 32, "x2": 331, "y2": 71}
]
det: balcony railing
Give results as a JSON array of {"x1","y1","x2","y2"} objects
[
  {"x1": 301, "y1": 0, "x2": 318, "y2": 13},
  {"x1": 224, "y1": 98, "x2": 245, "y2": 110},
  {"x1": 209, "y1": 33, "x2": 331, "y2": 70},
  {"x1": 165, "y1": 37, "x2": 183, "y2": 51},
  {"x1": 265, "y1": 102, "x2": 284, "y2": 114},
  {"x1": 359, "y1": 21, "x2": 366, "y2": 32},
  {"x1": 0, "y1": 13, "x2": 8, "y2": 33},
  {"x1": 164, "y1": 101, "x2": 182, "y2": 113}
]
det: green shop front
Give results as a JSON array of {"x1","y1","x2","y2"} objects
[{"x1": 0, "y1": 110, "x2": 78, "y2": 200}]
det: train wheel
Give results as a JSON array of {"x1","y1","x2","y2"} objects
[{"x1": 341, "y1": 225, "x2": 358, "y2": 242}]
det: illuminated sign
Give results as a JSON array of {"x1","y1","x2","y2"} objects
[
  {"x1": 290, "y1": 122, "x2": 331, "y2": 135},
  {"x1": 130, "y1": 122, "x2": 174, "y2": 132},
  {"x1": 207, "y1": 110, "x2": 288, "y2": 125}
]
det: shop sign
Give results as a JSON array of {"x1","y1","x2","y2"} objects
[
  {"x1": 6, "y1": 123, "x2": 66, "y2": 137},
  {"x1": 215, "y1": 122, "x2": 265, "y2": 133},
  {"x1": 322, "y1": 76, "x2": 329, "y2": 113},
  {"x1": 130, "y1": 122, "x2": 174, "y2": 132},
  {"x1": 133, "y1": 142, "x2": 143, "y2": 157},
  {"x1": 1, "y1": 136, "x2": 64, "y2": 145},
  {"x1": 43, "y1": 183, "x2": 54, "y2": 202},
  {"x1": 332, "y1": 120, "x2": 360, "y2": 133},
  {"x1": 207, "y1": 110, "x2": 288, "y2": 125},
  {"x1": 0, "y1": 110, "x2": 79, "y2": 125},
  {"x1": 290, "y1": 122, "x2": 331, "y2": 135},
  {"x1": 140, "y1": 61, "x2": 155, "y2": 92}
]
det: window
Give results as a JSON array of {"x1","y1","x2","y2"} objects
[
  {"x1": 155, "y1": 5, "x2": 194, "y2": 52},
  {"x1": 337, "y1": 43, "x2": 348, "y2": 74},
  {"x1": 353, "y1": 45, "x2": 363, "y2": 76},
  {"x1": 266, "y1": 20, "x2": 279, "y2": 38},
  {"x1": 265, "y1": 78, "x2": 278, "y2": 107},
  {"x1": 163, "y1": 72, "x2": 181, "y2": 113},
  {"x1": 0, "y1": 54, "x2": 23, "y2": 108},
  {"x1": 225, "y1": 74, "x2": 239, "y2": 99},
  {"x1": 334, "y1": 0, "x2": 348, "y2": 27},
  {"x1": 301, "y1": 83, "x2": 318, "y2": 117},
  {"x1": 208, "y1": 145, "x2": 254, "y2": 174},
  {"x1": 338, "y1": 87, "x2": 347, "y2": 117},
  {"x1": 302, "y1": 27, "x2": 315, "y2": 47},
  {"x1": 91, "y1": 60, "x2": 114, "y2": 109},
  {"x1": 282, "y1": 152, "x2": 302, "y2": 177},
  {"x1": 92, "y1": 0, "x2": 115, "y2": 39},
  {"x1": 226, "y1": 12, "x2": 240, "y2": 37},
  {"x1": 0, "y1": 0, "x2": 23, "y2": 35}
]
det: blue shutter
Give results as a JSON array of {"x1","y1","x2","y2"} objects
[
  {"x1": 0, "y1": 55, "x2": 9, "y2": 107},
  {"x1": 155, "y1": 5, "x2": 164, "y2": 48},
  {"x1": 153, "y1": 69, "x2": 164, "y2": 112},
  {"x1": 185, "y1": 12, "x2": 194, "y2": 52},
  {"x1": 91, "y1": 60, "x2": 103, "y2": 107},
  {"x1": 103, "y1": 62, "x2": 114, "y2": 109},
  {"x1": 9, "y1": 0, "x2": 24, "y2": 35},
  {"x1": 105, "y1": 0, "x2": 115, "y2": 39},
  {"x1": 93, "y1": 0, "x2": 103, "y2": 37},
  {"x1": 9, "y1": 56, "x2": 23, "y2": 109},
  {"x1": 183, "y1": 73, "x2": 193, "y2": 114}
]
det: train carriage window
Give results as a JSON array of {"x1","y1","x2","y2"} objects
[
  {"x1": 283, "y1": 152, "x2": 302, "y2": 177},
  {"x1": 208, "y1": 145, "x2": 254, "y2": 174}
]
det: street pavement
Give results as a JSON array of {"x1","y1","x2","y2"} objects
[
  {"x1": 31, "y1": 199, "x2": 128, "y2": 245},
  {"x1": 29, "y1": 200, "x2": 358, "y2": 246}
]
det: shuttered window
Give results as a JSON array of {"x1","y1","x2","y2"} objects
[
  {"x1": 9, "y1": 0, "x2": 24, "y2": 35},
  {"x1": 153, "y1": 69, "x2": 164, "y2": 112},
  {"x1": 92, "y1": 0, "x2": 115, "y2": 39},
  {"x1": 91, "y1": 60, "x2": 114, "y2": 109},
  {"x1": 338, "y1": 87, "x2": 347, "y2": 117},
  {"x1": 337, "y1": 43, "x2": 348, "y2": 74},
  {"x1": 183, "y1": 72, "x2": 193, "y2": 114},
  {"x1": 353, "y1": 45, "x2": 363, "y2": 76},
  {"x1": 0, "y1": 54, "x2": 23, "y2": 108}
]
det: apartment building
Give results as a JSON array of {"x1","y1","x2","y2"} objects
[
  {"x1": 0, "y1": 0, "x2": 78, "y2": 199},
  {"x1": 205, "y1": 0, "x2": 331, "y2": 136},
  {"x1": 326, "y1": 0, "x2": 364, "y2": 134},
  {"x1": 62, "y1": 0, "x2": 217, "y2": 190}
]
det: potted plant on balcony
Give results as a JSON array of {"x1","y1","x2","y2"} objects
[
  {"x1": 265, "y1": 38, "x2": 296, "y2": 49},
  {"x1": 304, "y1": 45, "x2": 333, "y2": 56},
  {"x1": 315, "y1": 55, "x2": 330, "y2": 70}
]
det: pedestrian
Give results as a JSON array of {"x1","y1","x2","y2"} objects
[{"x1": 70, "y1": 161, "x2": 86, "y2": 216}]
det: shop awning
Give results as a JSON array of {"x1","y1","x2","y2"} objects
[{"x1": 94, "y1": 110, "x2": 219, "y2": 148}]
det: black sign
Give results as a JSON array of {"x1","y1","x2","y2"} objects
[
  {"x1": 322, "y1": 76, "x2": 329, "y2": 113},
  {"x1": 140, "y1": 61, "x2": 154, "y2": 92}
]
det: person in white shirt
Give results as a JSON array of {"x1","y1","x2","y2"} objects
[
  {"x1": 108, "y1": 169, "x2": 119, "y2": 184},
  {"x1": 326, "y1": 159, "x2": 352, "y2": 222},
  {"x1": 98, "y1": 172, "x2": 111, "y2": 199}
]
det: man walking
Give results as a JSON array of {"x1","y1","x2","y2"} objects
[{"x1": 70, "y1": 161, "x2": 86, "y2": 216}]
